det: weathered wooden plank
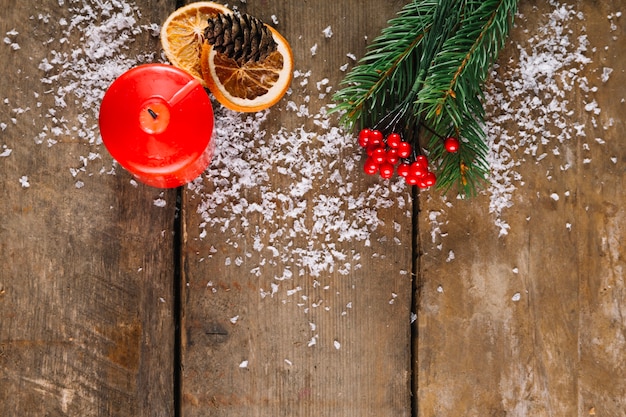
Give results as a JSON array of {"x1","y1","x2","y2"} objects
[
  {"x1": 574, "y1": 1, "x2": 626, "y2": 415},
  {"x1": 0, "y1": 1, "x2": 177, "y2": 416},
  {"x1": 181, "y1": 1, "x2": 412, "y2": 416},
  {"x1": 416, "y1": 1, "x2": 626, "y2": 415}
]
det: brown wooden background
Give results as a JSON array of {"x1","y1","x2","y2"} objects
[{"x1": 1, "y1": 0, "x2": 624, "y2": 416}]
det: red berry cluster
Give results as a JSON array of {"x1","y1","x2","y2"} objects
[{"x1": 358, "y1": 128, "x2": 437, "y2": 189}]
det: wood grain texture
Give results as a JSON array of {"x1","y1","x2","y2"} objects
[
  {"x1": 575, "y1": 1, "x2": 626, "y2": 415},
  {"x1": 180, "y1": 1, "x2": 411, "y2": 416},
  {"x1": 415, "y1": 1, "x2": 626, "y2": 415},
  {"x1": 0, "y1": 1, "x2": 178, "y2": 416}
]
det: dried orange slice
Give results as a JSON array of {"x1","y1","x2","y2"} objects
[
  {"x1": 160, "y1": 2, "x2": 231, "y2": 85},
  {"x1": 200, "y1": 25, "x2": 293, "y2": 112}
]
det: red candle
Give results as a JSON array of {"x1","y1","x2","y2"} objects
[{"x1": 99, "y1": 64, "x2": 214, "y2": 188}]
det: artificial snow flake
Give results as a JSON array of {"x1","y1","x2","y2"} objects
[
  {"x1": 0, "y1": 146, "x2": 12, "y2": 157},
  {"x1": 601, "y1": 67, "x2": 613, "y2": 83},
  {"x1": 19, "y1": 176, "x2": 30, "y2": 188},
  {"x1": 584, "y1": 100, "x2": 601, "y2": 114}
]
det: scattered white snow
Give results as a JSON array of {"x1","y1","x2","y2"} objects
[
  {"x1": 483, "y1": 0, "x2": 594, "y2": 236},
  {"x1": 2, "y1": 0, "x2": 160, "y2": 184},
  {"x1": 188, "y1": 76, "x2": 409, "y2": 311}
]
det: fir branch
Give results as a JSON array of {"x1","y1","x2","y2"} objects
[
  {"x1": 331, "y1": 0, "x2": 438, "y2": 129},
  {"x1": 333, "y1": 0, "x2": 518, "y2": 196},
  {"x1": 418, "y1": 0, "x2": 518, "y2": 125},
  {"x1": 419, "y1": 0, "x2": 517, "y2": 193}
]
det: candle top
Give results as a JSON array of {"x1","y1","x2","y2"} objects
[{"x1": 99, "y1": 64, "x2": 214, "y2": 178}]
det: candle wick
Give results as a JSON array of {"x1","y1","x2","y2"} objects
[{"x1": 147, "y1": 108, "x2": 158, "y2": 120}]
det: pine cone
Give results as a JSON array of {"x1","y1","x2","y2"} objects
[{"x1": 204, "y1": 13, "x2": 277, "y2": 65}]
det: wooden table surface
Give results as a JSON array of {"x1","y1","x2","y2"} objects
[{"x1": 1, "y1": 1, "x2": 624, "y2": 416}]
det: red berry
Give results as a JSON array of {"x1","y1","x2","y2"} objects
[
  {"x1": 369, "y1": 130, "x2": 383, "y2": 147},
  {"x1": 397, "y1": 163, "x2": 411, "y2": 177},
  {"x1": 386, "y1": 132, "x2": 402, "y2": 149},
  {"x1": 405, "y1": 175, "x2": 419, "y2": 186},
  {"x1": 379, "y1": 163, "x2": 395, "y2": 179},
  {"x1": 397, "y1": 141, "x2": 412, "y2": 158},
  {"x1": 386, "y1": 148, "x2": 400, "y2": 165},
  {"x1": 358, "y1": 129, "x2": 371, "y2": 148},
  {"x1": 363, "y1": 157, "x2": 379, "y2": 175},
  {"x1": 418, "y1": 172, "x2": 437, "y2": 188},
  {"x1": 409, "y1": 161, "x2": 427, "y2": 178},
  {"x1": 444, "y1": 137, "x2": 460, "y2": 153},
  {"x1": 366, "y1": 144, "x2": 381, "y2": 156},
  {"x1": 425, "y1": 172, "x2": 437, "y2": 186},
  {"x1": 415, "y1": 155, "x2": 428, "y2": 167},
  {"x1": 371, "y1": 147, "x2": 387, "y2": 165}
]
